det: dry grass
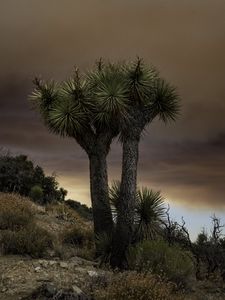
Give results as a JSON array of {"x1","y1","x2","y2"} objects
[
  {"x1": 0, "y1": 193, "x2": 35, "y2": 230},
  {"x1": 0, "y1": 193, "x2": 53, "y2": 257},
  {"x1": 0, "y1": 225, "x2": 53, "y2": 257},
  {"x1": 61, "y1": 225, "x2": 95, "y2": 260},
  {"x1": 45, "y1": 202, "x2": 91, "y2": 228},
  {"x1": 62, "y1": 225, "x2": 94, "y2": 247},
  {"x1": 93, "y1": 271, "x2": 183, "y2": 300}
]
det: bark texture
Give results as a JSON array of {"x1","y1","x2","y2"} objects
[
  {"x1": 110, "y1": 134, "x2": 140, "y2": 268},
  {"x1": 76, "y1": 128, "x2": 115, "y2": 238},
  {"x1": 89, "y1": 150, "x2": 113, "y2": 236}
]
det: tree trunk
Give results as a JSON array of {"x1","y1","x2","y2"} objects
[
  {"x1": 89, "y1": 151, "x2": 113, "y2": 238},
  {"x1": 110, "y1": 136, "x2": 140, "y2": 268}
]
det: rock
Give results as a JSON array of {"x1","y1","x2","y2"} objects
[
  {"x1": 75, "y1": 267, "x2": 87, "y2": 273},
  {"x1": 72, "y1": 285, "x2": 83, "y2": 295},
  {"x1": 44, "y1": 283, "x2": 57, "y2": 297},
  {"x1": 87, "y1": 270, "x2": 98, "y2": 277},
  {"x1": 38, "y1": 260, "x2": 48, "y2": 268},
  {"x1": 49, "y1": 260, "x2": 57, "y2": 266},
  {"x1": 60, "y1": 262, "x2": 69, "y2": 269},
  {"x1": 72, "y1": 261, "x2": 79, "y2": 267},
  {"x1": 1, "y1": 287, "x2": 7, "y2": 293},
  {"x1": 34, "y1": 266, "x2": 41, "y2": 273}
]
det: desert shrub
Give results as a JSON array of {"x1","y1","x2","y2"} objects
[
  {"x1": 0, "y1": 153, "x2": 67, "y2": 204},
  {"x1": 66, "y1": 199, "x2": 93, "y2": 221},
  {"x1": 76, "y1": 246, "x2": 96, "y2": 261},
  {"x1": 46, "y1": 202, "x2": 81, "y2": 222},
  {"x1": 29, "y1": 185, "x2": 43, "y2": 203},
  {"x1": 95, "y1": 232, "x2": 113, "y2": 265},
  {"x1": 93, "y1": 271, "x2": 181, "y2": 300},
  {"x1": 0, "y1": 225, "x2": 53, "y2": 257},
  {"x1": 62, "y1": 225, "x2": 94, "y2": 247},
  {"x1": 0, "y1": 193, "x2": 34, "y2": 230},
  {"x1": 129, "y1": 240, "x2": 195, "y2": 288}
]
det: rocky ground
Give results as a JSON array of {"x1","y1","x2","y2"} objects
[
  {"x1": 0, "y1": 254, "x2": 109, "y2": 299},
  {"x1": 0, "y1": 199, "x2": 225, "y2": 300},
  {"x1": 0, "y1": 199, "x2": 104, "y2": 299},
  {"x1": 0, "y1": 254, "x2": 225, "y2": 300}
]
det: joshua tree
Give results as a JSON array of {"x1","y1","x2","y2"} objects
[
  {"x1": 30, "y1": 58, "x2": 179, "y2": 264},
  {"x1": 30, "y1": 62, "x2": 128, "y2": 237},
  {"x1": 110, "y1": 58, "x2": 180, "y2": 268}
]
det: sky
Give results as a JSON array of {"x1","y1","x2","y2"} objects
[{"x1": 1, "y1": 0, "x2": 225, "y2": 239}]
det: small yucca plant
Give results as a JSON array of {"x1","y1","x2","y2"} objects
[
  {"x1": 109, "y1": 183, "x2": 166, "y2": 242},
  {"x1": 135, "y1": 188, "x2": 166, "y2": 242}
]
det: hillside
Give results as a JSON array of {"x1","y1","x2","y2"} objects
[
  {"x1": 0, "y1": 193, "x2": 225, "y2": 300},
  {"x1": 0, "y1": 193, "x2": 100, "y2": 299}
]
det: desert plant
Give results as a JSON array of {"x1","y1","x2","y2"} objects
[
  {"x1": 29, "y1": 185, "x2": 43, "y2": 203},
  {"x1": 100, "y1": 185, "x2": 166, "y2": 265},
  {"x1": 30, "y1": 58, "x2": 180, "y2": 251},
  {"x1": 135, "y1": 188, "x2": 166, "y2": 242},
  {"x1": 93, "y1": 271, "x2": 181, "y2": 300},
  {"x1": 62, "y1": 225, "x2": 94, "y2": 247},
  {"x1": 0, "y1": 193, "x2": 34, "y2": 230},
  {"x1": 30, "y1": 64, "x2": 127, "y2": 237},
  {"x1": 95, "y1": 232, "x2": 113, "y2": 265},
  {"x1": 129, "y1": 240, "x2": 195, "y2": 288},
  {"x1": 0, "y1": 225, "x2": 53, "y2": 257},
  {"x1": 0, "y1": 154, "x2": 66, "y2": 203},
  {"x1": 111, "y1": 58, "x2": 180, "y2": 268},
  {"x1": 193, "y1": 216, "x2": 225, "y2": 281},
  {"x1": 66, "y1": 199, "x2": 93, "y2": 221}
]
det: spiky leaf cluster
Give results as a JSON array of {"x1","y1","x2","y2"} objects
[
  {"x1": 136, "y1": 188, "x2": 166, "y2": 241},
  {"x1": 86, "y1": 63, "x2": 130, "y2": 128},
  {"x1": 124, "y1": 58, "x2": 158, "y2": 105},
  {"x1": 30, "y1": 78, "x2": 59, "y2": 118},
  {"x1": 30, "y1": 58, "x2": 180, "y2": 140},
  {"x1": 109, "y1": 183, "x2": 166, "y2": 241},
  {"x1": 149, "y1": 79, "x2": 180, "y2": 123}
]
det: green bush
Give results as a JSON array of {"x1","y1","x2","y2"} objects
[
  {"x1": 129, "y1": 240, "x2": 195, "y2": 288},
  {"x1": 29, "y1": 185, "x2": 43, "y2": 203},
  {"x1": 0, "y1": 193, "x2": 34, "y2": 230},
  {"x1": 66, "y1": 199, "x2": 93, "y2": 221},
  {"x1": 0, "y1": 225, "x2": 53, "y2": 257},
  {"x1": 93, "y1": 271, "x2": 181, "y2": 300},
  {"x1": 62, "y1": 225, "x2": 94, "y2": 247}
]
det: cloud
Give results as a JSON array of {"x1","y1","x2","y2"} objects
[{"x1": 0, "y1": 0, "x2": 225, "y2": 209}]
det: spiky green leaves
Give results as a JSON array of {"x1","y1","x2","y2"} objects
[
  {"x1": 87, "y1": 64, "x2": 129, "y2": 128},
  {"x1": 109, "y1": 182, "x2": 166, "y2": 241},
  {"x1": 149, "y1": 79, "x2": 180, "y2": 123},
  {"x1": 124, "y1": 58, "x2": 158, "y2": 105},
  {"x1": 61, "y1": 69, "x2": 94, "y2": 114},
  {"x1": 47, "y1": 99, "x2": 87, "y2": 137},
  {"x1": 30, "y1": 73, "x2": 91, "y2": 138},
  {"x1": 30, "y1": 59, "x2": 181, "y2": 140},
  {"x1": 109, "y1": 181, "x2": 121, "y2": 210},
  {"x1": 30, "y1": 78, "x2": 59, "y2": 118},
  {"x1": 136, "y1": 188, "x2": 166, "y2": 241}
]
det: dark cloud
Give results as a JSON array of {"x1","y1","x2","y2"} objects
[{"x1": 0, "y1": 0, "x2": 225, "y2": 208}]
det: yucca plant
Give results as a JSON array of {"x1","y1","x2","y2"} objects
[
  {"x1": 30, "y1": 58, "x2": 180, "y2": 265},
  {"x1": 98, "y1": 184, "x2": 166, "y2": 265},
  {"x1": 111, "y1": 58, "x2": 180, "y2": 268},
  {"x1": 95, "y1": 232, "x2": 113, "y2": 266},
  {"x1": 30, "y1": 63, "x2": 128, "y2": 238},
  {"x1": 110, "y1": 183, "x2": 166, "y2": 239},
  {"x1": 135, "y1": 188, "x2": 166, "y2": 242}
]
